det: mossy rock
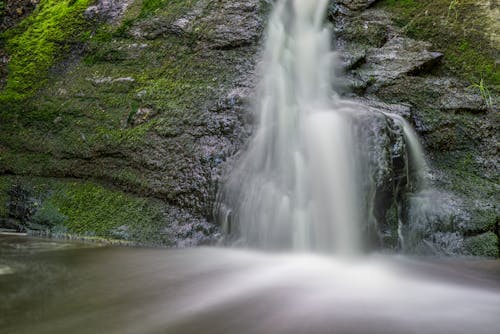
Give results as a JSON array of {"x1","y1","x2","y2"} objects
[
  {"x1": 376, "y1": 0, "x2": 499, "y2": 90},
  {"x1": 0, "y1": 0, "x2": 95, "y2": 103},
  {"x1": 0, "y1": 175, "x2": 171, "y2": 244},
  {"x1": 464, "y1": 232, "x2": 499, "y2": 257}
]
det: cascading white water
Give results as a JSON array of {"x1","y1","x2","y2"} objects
[
  {"x1": 219, "y1": 0, "x2": 361, "y2": 254},
  {"x1": 217, "y1": 0, "x2": 430, "y2": 254},
  {"x1": 388, "y1": 113, "x2": 429, "y2": 189}
]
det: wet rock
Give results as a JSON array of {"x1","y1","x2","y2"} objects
[
  {"x1": 160, "y1": 206, "x2": 220, "y2": 247},
  {"x1": 0, "y1": 0, "x2": 39, "y2": 31},
  {"x1": 84, "y1": 0, "x2": 131, "y2": 23},
  {"x1": 403, "y1": 190, "x2": 466, "y2": 253},
  {"x1": 414, "y1": 232, "x2": 465, "y2": 256},
  {"x1": 196, "y1": 0, "x2": 264, "y2": 49},
  {"x1": 129, "y1": 0, "x2": 263, "y2": 47},
  {"x1": 356, "y1": 98, "x2": 413, "y2": 119},
  {"x1": 374, "y1": 75, "x2": 496, "y2": 156},
  {"x1": 341, "y1": 104, "x2": 417, "y2": 248},
  {"x1": 335, "y1": 0, "x2": 378, "y2": 11},
  {"x1": 110, "y1": 225, "x2": 130, "y2": 240},
  {"x1": 0, "y1": 184, "x2": 40, "y2": 232},
  {"x1": 336, "y1": 42, "x2": 367, "y2": 72},
  {"x1": 329, "y1": 0, "x2": 378, "y2": 17},
  {"x1": 136, "y1": 0, "x2": 210, "y2": 39},
  {"x1": 6, "y1": 184, "x2": 38, "y2": 223},
  {"x1": 355, "y1": 37, "x2": 443, "y2": 88},
  {"x1": 430, "y1": 77, "x2": 490, "y2": 113},
  {"x1": 334, "y1": 9, "x2": 392, "y2": 48},
  {"x1": 130, "y1": 17, "x2": 185, "y2": 40},
  {"x1": 86, "y1": 76, "x2": 136, "y2": 93}
]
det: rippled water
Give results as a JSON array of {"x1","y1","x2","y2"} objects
[{"x1": 2, "y1": 235, "x2": 500, "y2": 334}]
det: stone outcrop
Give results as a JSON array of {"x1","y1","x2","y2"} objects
[{"x1": 329, "y1": 0, "x2": 499, "y2": 256}]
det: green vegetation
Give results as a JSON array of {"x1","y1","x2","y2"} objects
[
  {"x1": 0, "y1": 176, "x2": 168, "y2": 243},
  {"x1": 31, "y1": 201, "x2": 67, "y2": 228},
  {"x1": 447, "y1": 0, "x2": 459, "y2": 19},
  {"x1": 0, "y1": 176, "x2": 9, "y2": 217},
  {"x1": 139, "y1": 0, "x2": 196, "y2": 18},
  {"x1": 378, "y1": 0, "x2": 499, "y2": 89},
  {"x1": 0, "y1": 0, "x2": 94, "y2": 103},
  {"x1": 469, "y1": 78, "x2": 493, "y2": 110},
  {"x1": 47, "y1": 181, "x2": 163, "y2": 238},
  {"x1": 465, "y1": 232, "x2": 499, "y2": 257}
]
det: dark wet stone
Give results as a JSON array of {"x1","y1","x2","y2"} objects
[
  {"x1": 335, "y1": 0, "x2": 378, "y2": 11},
  {"x1": 354, "y1": 37, "x2": 443, "y2": 89},
  {"x1": 196, "y1": 0, "x2": 264, "y2": 49},
  {"x1": 84, "y1": 0, "x2": 131, "y2": 22},
  {"x1": 334, "y1": 9, "x2": 392, "y2": 48}
]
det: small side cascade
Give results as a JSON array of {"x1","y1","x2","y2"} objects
[{"x1": 384, "y1": 113, "x2": 432, "y2": 251}]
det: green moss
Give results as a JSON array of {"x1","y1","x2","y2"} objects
[
  {"x1": 47, "y1": 181, "x2": 161, "y2": 237},
  {"x1": 377, "y1": 0, "x2": 499, "y2": 90},
  {"x1": 139, "y1": 0, "x2": 197, "y2": 18},
  {"x1": 31, "y1": 201, "x2": 67, "y2": 227},
  {"x1": 0, "y1": 0, "x2": 94, "y2": 104},
  {"x1": 0, "y1": 175, "x2": 168, "y2": 243},
  {"x1": 432, "y1": 151, "x2": 498, "y2": 233},
  {"x1": 0, "y1": 176, "x2": 10, "y2": 217},
  {"x1": 464, "y1": 232, "x2": 499, "y2": 257}
]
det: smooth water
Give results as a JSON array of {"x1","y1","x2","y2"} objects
[{"x1": 2, "y1": 236, "x2": 500, "y2": 334}]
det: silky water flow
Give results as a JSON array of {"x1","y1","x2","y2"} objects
[{"x1": 217, "y1": 0, "x2": 428, "y2": 254}]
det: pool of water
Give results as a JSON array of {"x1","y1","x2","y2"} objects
[{"x1": 1, "y1": 235, "x2": 500, "y2": 334}]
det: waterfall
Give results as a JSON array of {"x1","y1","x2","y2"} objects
[{"x1": 217, "y1": 0, "x2": 429, "y2": 255}]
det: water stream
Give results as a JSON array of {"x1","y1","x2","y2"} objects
[
  {"x1": 1, "y1": 235, "x2": 500, "y2": 334},
  {"x1": 217, "y1": 0, "x2": 429, "y2": 253}
]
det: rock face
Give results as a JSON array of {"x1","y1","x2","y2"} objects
[
  {"x1": 84, "y1": 0, "x2": 132, "y2": 22},
  {"x1": 354, "y1": 37, "x2": 443, "y2": 87},
  {"x1": 0, "y1": 0, "x2": 266, "y2": 245},
  {"x1": 329, "y1": 0, "x2": 499, "y2": 256},
  {"x1": 0, "y1": 0, "x2": 39, "y2": 31}
]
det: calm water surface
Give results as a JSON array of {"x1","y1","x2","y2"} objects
[{"x1": 1, "y1": 235, "x2": 500, "y2": 334}]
